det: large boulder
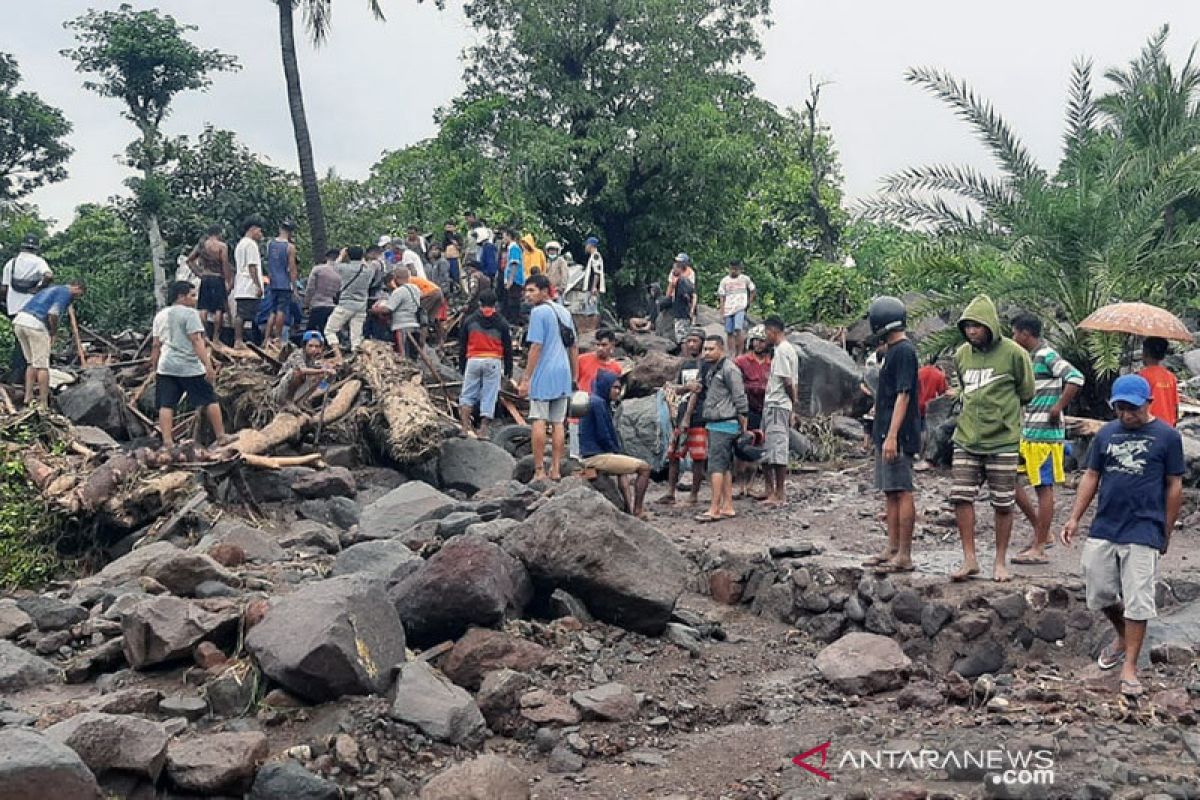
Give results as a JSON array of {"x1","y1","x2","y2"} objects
[
  {"x1": 1146, "y1": 597, "x2": 1200, "y2": 662},
  {"x1": 571, "y1": 682, "x2": 640, "y2": 721},
  {"x1": 0, "y1": 640, "x2": 61, "y2": 691},
  {"x1": 121, "y1": 596, "x2": 239, "y2": 669},
  {"x1": 73, "y1": 541, "x2": 236, "y2": 598},
  {"x1": 921, "y1": 393, "x2": 959, "y2": 466},
  {"x1": 438, "y1": 439, "x2": 517, "y2": 496},
  {"x1": 390, "y1": 534, "x2": 531, "y2": 646},
  {"x1": 166, "y1": 732, "x2": 268, "y2": 795},
  {"x1": 420, "y1": 754, "x2": 529, "y2": 800},
  {"x1": 357, "y1": 481, "x2": 456, "y2": 541},
  {"x1": 441, "y1": 628, "x2": 550, "y2": 690},
  {"x1": 15, "y1": 595, "x2": 87, "y2": 631},
  {"x1": 814, "y1": 632, "x2": 912, "y2": 695},
  {"x1": 615, "y1": 393, "x2": 670, "y2": 472},
  {"x1": 44, "y1": 712, "x2": 169, "y2": 781},
  {"x1": 788, "y1": 332, "x2": 862, "y2": 416},
  {"x1": 624, "y1": 351, "x2": 682, "y2": 398},
  {"x1": 290, "y1": 466, "x2": 356, "y2": 499},
  {"x1": 0, "y1": 599, "x2": 33, "y2": 639},
  {"x1": 246, "y1": 574, "x2": 407, "y2": 702},
  {"x1": 57, "y1": 368, "x2": 127, "y2": 439},
  {"x1": 502, "y1": 487, "x2": 688, "y2": 635},
  {"x1": 197, "y1": 521, "x2": 285, "y2": 563},
  {"x1": 0, "y1": 728, "x2": 101, "y2": 800},
  {"x1": 331, "y1": 539, "x2": 422, "y2": 585},
  {"x1": 390, "y1": 660, "x2": 487, "y2": 746}
]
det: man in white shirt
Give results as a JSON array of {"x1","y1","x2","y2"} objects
[
  {"x1": 1, "y1": 234, "x2": 52, "y2": 382},
  {"x1": 399, "y1": 241, "x2": 426, "y2": 281},
  {"x1": 231, "y1": 217, "x2": 265, "y2": 348},
  {"x1": 718, "y1": 260, "x2": 756, "y2": 355}
]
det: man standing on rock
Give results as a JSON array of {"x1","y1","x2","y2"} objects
[
  {"x1": 1062, "y1": 374, "x2": 1184, "y2": 698},
  {"x1": 519, "y1": 274, "x2": 578, "y2": 481},
  {"x1": 231, "y1": 218, "x2": 265, "y2": 349},
  {"x1": 696, "y1": 335, "x2": 748, "y2": 523},
  {"x1": 185, "y1": 224, "x2": 233, "y2": 341},
  {"x1": 149, "y1": 281, "x2": 226, "y2": 450},
  {"x1": 718, "y1": 260, "x2": 755, "y2": 355},
  {"x1": 762, "y1": 317, "x2": 799, "y2": 506},
  {"x1": 458, "y1": 289, "x2": 512, "y2": 440},
  {"x1": 862, "y1": 297, "x2": 920, "y2": 573},
  {"x1": 658, "y1": 328, "x2": 708, "y2": 506},
  {"x1": 1010, "y1": 313, "x2": 1085, "y2": 565},
  {"x1": 949, "y1": 295, "x2": 1035, "y2": 582}
]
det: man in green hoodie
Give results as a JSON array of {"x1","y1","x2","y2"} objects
[{"x1": 950, "y1": 295, "x2": 1035, "y2": 583}]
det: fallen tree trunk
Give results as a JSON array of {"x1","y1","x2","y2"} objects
[
  {"x1": 355, "y1": 341, "x2": 443, "y2": 464},
  {"x1": 232, "y1": 379, "x2": 362, "y2": 457}
]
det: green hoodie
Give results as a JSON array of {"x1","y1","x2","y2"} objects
[{"x1": 952, "y1": 295, "x2": 1035, "y2": 453}]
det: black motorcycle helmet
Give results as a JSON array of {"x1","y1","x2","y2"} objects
[
  {"x1": 867, "y1": 295, "x2": 907, "y2": 339},
  {"x1": 734, "y1": 431, "x2": 765, "y2": 462}
]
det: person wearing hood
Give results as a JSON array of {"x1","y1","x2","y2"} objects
[
  {"x1": 458, "y1": 289, "x2": 513, "y2": 439},
  {"x1": 950, "y1": 294, "x2": 1035, "y2": 583},
  {"x1": 520, "y1": 233, "x2": 547, "y2": 277},
  {"x1": 579, "y1": 369, "x2": 652, "y2": 518},
  {"x1": 474, "y1": 227, "x2": 499, "y2": 281}
]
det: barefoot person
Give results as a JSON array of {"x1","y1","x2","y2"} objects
[
  {"x1": 657, "y1": 328, "x2": 708, "y2": 506},
  {"x1": 863, "y1": 296, "x2": 920, "y2": 573},
  {"x1": 518, "y1": 274, "x2": 578, "y2": 481},
  {"x1": 696, "y1": 335, "x2": 748, "y2": 522},
  {"x1": 949, "y1": 295, "x2": 1035, "y2": 582},
  {"x1": 148, "y1": 281, "x2": 226, "y2": 450},
  {"x1": 762, "y1": 317, "x2": 799, "y2": 505},
  {"x1": 1061, "y1": 375, "x2": 1184, "y2": 698},
  {"x1": 1011, "y1": 313, "x2": 1084, "y2": 565},
  {"x1": 579, "y1": 370, "x2": 652, "y2": 518}
]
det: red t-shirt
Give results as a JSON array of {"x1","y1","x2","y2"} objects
[
  {"x1": 577, "y1": 353, "x2": 622, "y2": 394},
  {"x1": 734, "y1": 353, "x2": 772, "y2": 415},
  {"x1": 1140, "y1": 364, "x2": 1179, "y2": 427},
  {"x1": 917, "y1": 365, "x2": 949, "y2": 417}
]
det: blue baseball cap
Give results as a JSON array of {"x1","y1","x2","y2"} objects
[
  {"x1": 674, "y1": 253, "x2": 691, "y2": 265},
  {"x1": 1109, "y1": 374, "x2": 1152, "y2": 407},
  {"x1": 302, "y1": 330, "x2": 325, "y2": 345},
  {"x1": 585, "y1": 236, "x2": 600, "y2": 247}
]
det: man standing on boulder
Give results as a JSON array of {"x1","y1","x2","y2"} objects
[
  {"x1": 518, "y1": 274, "x2": 578, "y2": 481},
  {"x1": 949, "y1": 295, "x2": 1035, "y2": 582},
  {"x1": 1062, "y1": 375, "x2": 1184, "y2": 698},
  {"x1": 1011, "y1": 313, "x2": 1085, "y2": 565}
]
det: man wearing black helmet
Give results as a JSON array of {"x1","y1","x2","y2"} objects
[{"x1": 863, "y1": 296, "x2": 921, "y2": 573}]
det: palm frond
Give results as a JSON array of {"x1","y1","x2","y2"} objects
[
  {"x1": 857, "y1": 190, "x2": 1003, "y2": 236},
  {"x1": 299, "y1": 0, "x2": 333, "y2": 46},
  {"x1": 905, "y1": 66, "x2": 1047, "y2": 185},
  {"x1": 881, "y1": 164, "x2": 1016, "y2": 213},
  {"x1": 1063, "y1": 58, "x2": 1098, "y2": 154}
]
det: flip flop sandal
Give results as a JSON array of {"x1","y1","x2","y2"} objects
[
  {"x1": 1011, "y1": 554, "x2": 1050, "y2": 565},
  {"x1": 1097, "y1": 641, "x2": 1126, "y2": 671},
  {"x1": 874, "y1": 563, "x2": 916, "y2": 574},
  {"x1": 693, "y1": 513, "x2": 721, "y2": 523},
  {"x1": 720, "y1": 511, "x2": 738, "y2": 519},
  {"x1": 1119, "y1": 679, "x2": 1144, "y2": 698},
  {"x1": 861, "y1": 556, "x2": 890, "y2": 567}
]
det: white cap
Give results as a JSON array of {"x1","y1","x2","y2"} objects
[
  {"x1": 472, "y1": 226, "x2": 493, "y2": 244},
  {"x1": 545, "y1": 240, "x2": 562, "y2": 252},
  {"x1": 377, "y1": 235, "x2": 392, "y2": 248}
]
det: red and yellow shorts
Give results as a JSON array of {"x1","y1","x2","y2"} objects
[{"x1": 668, "y1": 427, "x2": 709, "y2": 462}]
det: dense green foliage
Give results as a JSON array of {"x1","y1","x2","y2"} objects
[
  {"x1": 0, "y1": 54, "x2": 73, "y2": 203},
  {"x1": 0, "y1": 422, "x2": 68, "y2": 589}
]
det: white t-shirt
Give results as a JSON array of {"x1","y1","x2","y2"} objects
[
  {"x1": 718, "y1": 274, "x2": 755, "y2": 316},
  {"x1": 401, "y1": 250, "x2": 426, "y2": 281},
  {"x1": 2, "y1": 253, "x2": 52, "y2": 315},
  {"x1": 766, "y1": 338, "x2": 800, "y2": 411},
  {"x1": 232, "y1": 237, "x2": 263, "y2": 299}
]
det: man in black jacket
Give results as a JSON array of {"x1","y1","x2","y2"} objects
[{"x1": 458, "y1": 290, "x2": 513, "y2": 439}]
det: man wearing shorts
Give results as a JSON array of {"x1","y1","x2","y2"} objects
[
  {"x1": 580, "y1": 369, "x2": 652, "y2": 518},
  {"x1": 458, "y1": 289, "x2": 512, "y2": 439},
  {"x1": 658, "y1": 329, "x2": 708, "y2": 505},
  {"x1": 1011, "y1": 313, "x2": 1084, "y2": 564},
  {"x1": 264, "y1": 221, "x2": 298, "y2": 345},
  {"x1": 232, "y1": 218, "x2": 265, "y2": 348},
  {"x1": 717, "y1": 260, "x2": 755, "y2": 355},
  {"x1": 863, "y1": 297, "x2": 920, "y2": 572},
  {"x1": 762, "y1": 318, "x2": 798, "y2": 505},
  {"x1": 13, "y1": 280, "x2": 86, "y2": 407},
  {"x1": 148, "y1": 281, "x2": 226, "y2": 450},
  {"x1": 1062, "y1": 375, "x2": 1183, "y2": 698},
  {"x1": 949, "y1": 295, "x2": 1035, "y2": 582},
  {"x1": 518, "y1": 274, "x2": 578, "y2": 481},
  {"x1": 696, "y1": 336, "x2": 748, "y2": 522},
  {"x1": 186, "y1": 225, "x2": 233, "y2": 341}
]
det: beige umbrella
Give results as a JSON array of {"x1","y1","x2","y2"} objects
[{"x1": 1078, "y1": 302, "x2": 1194, "y2": 342}]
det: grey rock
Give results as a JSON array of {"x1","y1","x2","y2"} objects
[
  {"x1": 159, "y1": 694, "x2": 207, "y2": 721},
  {"x1": 1034, "y1": 611, "x2": 1067, "y2": 642},
  {"x1": 120, "y1": 596, "x2": 239, "y2": 669},
  {"x1": 805, "y1": 613, "x2": 847, "y2": 644},
  {"x1": 465, "y1": 517, "x2": 522, "y2": 544},
  {"x1": 331, "y1": 539, "x2": 421, "y2": 585},
  {"x1": 844, "y1": 595, "x2": 867, "y2": 623},
  {"x1": 787, "y1": 332, "x2": 862, "y2": 415},
  {"x1": 953, "y1": 639, "x2": 1006, "y2": 678},
  {"x1": 873, "y1": 577, "x2": 896, "y2": 602},
  {"x1": 0, "y1": 640, "x2": 61, "y2": 691},
  {"x1": 249, "y1": 761, "x2": 340, "y2": 800},
  {"x1": 534, "y1": 727, "x2": 558, "y2": 754},
  {"x1": 548, "y1": 589, "x2": 594, "y2": 622},
  {"x1": 438, "y1": 439, "x2": 517, "y2": 496},
  {"x1": 864, "y1": 604, "x2": 896, "y2": 635},
  {"x1": 246, "y1": 574, "x2": 407, "y2": 702},
  {"x1": 890, "y1": 590, "x2": 924, "y2": 625},
  {"x1": 989, "y1": 592, "x2": 1028, "y2": 621},
  {"x1": 752, "y1": 580, "x2": 796, "y2": 624},
  {"x1": 391, "y1": 534, "x2": 531, "y2": 645},
  {"x1": 44, "y1": 712, "x2": 169, "y2": 781},
  {"x1": 165, "y1": 732, "x2": 268, "y2": 795},
  {"x1": 291, "y1": 466, "x2": 356, "y2": 499},
  {"x1": 0, "y1": 728, "x2": 102, "y2": 800},
  {"x1": 204, "y1": 670, "x2": 256, "y2": 717},
  {"x1": 665, "y1": 622, "x2": 703, "y2": 655},
  {"x1": 614, "y1": 394, "x2": 670, "y2": 472},
  {"x1": 16, "y1": 596, "x2": 88, "y2": 631},
  {"x1": 476, "y1": 669, "x2": 531, "y2": 726},
  {"x1": 197, "y1": 521, "x2": 285, "y2": 564},
  {"x1": 896, "y1": 681, "x2": 945, "y2": 710},
  {"x1": 278, "y1": 520, "x2": 341, "y2": 553},
  {"x1": 358, "y1": 481, "x2": 457, "y2": 540},
  {"x1": 297, "y1": 496, "x2": 360, "y2": 531},
  {"x1": 390, "y1": 660, "x2": 487, "y2": 746},
  {"x1": 797, "y1": 591, "x2": 831, "y2": 614},
  {"x1": 1149, "y1": 642, "x2": 1196, "y2": 665},
  {"x1": 57, "y1": 368, "x2": 127, "y2": 439},
  {"x1": 0, "y1": 599, "x2": 34, "y2": 639},
  {"x1": 952, "y1": 611, "x2": 993, "y2": 640},
  {"x1": 436, "y1": 511, "x2": 484, "y2": 538},
  {"x1": 571, "y1": 682, "x2": 640, "y2": 722},
  {"x1": 814, "y1": 633, "x2": 912, "y2": 695},
  {"x1": 74, "y1": 541, "x2": 236, "y2": 598},
  {"x1": 419, "y1": 754, "x2": 529, "y2": 800},
  {"x1": 546, "y1": 744, "x2": 584, "y2": 773},
  {"x1": 193, "y1": 580, "x2": 239, "y2": 599},
  {"x1": 504, "y1": 490, "x2": 688, "y2": 636},
  {"x1": 921, "y1": 604, "x2": 953, "y2": 637}
]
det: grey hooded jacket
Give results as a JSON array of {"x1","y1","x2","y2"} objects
[{"x1": 701, "y1": 357, "x2": 749, "y2": 422}]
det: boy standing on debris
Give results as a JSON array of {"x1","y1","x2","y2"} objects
[
  {"x1": 518, "y1": 274, "x2": 578, "y2": 481},
  {"x1": 863, "y1": 297, "x2": 920, "y2": 573},
  {"x1": 1062, "y1": 375, "x2": 1184, "y2": 698},
  {"x1": 1010, "y1": 313, "x2": 1085, "y2": 565},
  {"x1": 458, "y1": 289, "x2": 513, "y2": 440},
  {"x1": 949, "y1": 295, "x2": 1035, "y2": 583},
  {"x1": 696, "y1": 335, "x2": 748, "y2": 523},
  {"x1": 149, "y1": 281, "x2": 226, "y2": 450}
]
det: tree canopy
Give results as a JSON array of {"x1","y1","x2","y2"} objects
[{"x1": 0, "y1": 54, "x2": 73, "y2": 203}]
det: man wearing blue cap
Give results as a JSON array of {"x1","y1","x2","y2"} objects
[
  {"x1": 275, "y1": 330, "x2": 336, "y2": 404},
  {"x1": 1062, "y1": 374, "x2": 1184, "y2": 698}
]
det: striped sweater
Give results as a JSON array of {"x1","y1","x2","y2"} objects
[{"x1": 1022, "y1": 345, "x2": 1084, "y2": 442}]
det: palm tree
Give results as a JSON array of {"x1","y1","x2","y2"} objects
[{"x1": 862, "y1": 27, "x2": 1200, "y2": 380}]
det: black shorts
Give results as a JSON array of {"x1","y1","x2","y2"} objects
[
  {"x1": 156, "y1": 373, "x2": 218, "y2": 410},
  {"x1": 198, "y1": 275, "x2": 228, "y2": 312},
  {"x1": 235, "y1": 298, "x2": 260, "y2": 322}
]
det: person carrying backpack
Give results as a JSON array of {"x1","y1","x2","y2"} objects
[{"x1": 517, "y1": 274, "x2": 579, "y2": 481}]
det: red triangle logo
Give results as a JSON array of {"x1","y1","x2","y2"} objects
[{"x1": 792, "y1": 741, "x2": 833, "y2": 781}]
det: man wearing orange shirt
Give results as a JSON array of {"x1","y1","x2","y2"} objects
[{"x1": 1140, "y1": 337, "x2": 1179, "y2": 427}]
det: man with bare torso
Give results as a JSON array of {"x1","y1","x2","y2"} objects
[{"x1": 186, "y1": 225, "x2": 233, "y2": 341}]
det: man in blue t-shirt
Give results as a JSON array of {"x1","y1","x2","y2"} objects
[
  {"x1": 1062, "y1": 374, "x2": 1184, "y2": 698},
  {"x1": 517, "y1": 274, "x2": 578, "y2": 482},
  {"x1": 12, "y1": 280, "x2": 86, "y2": 407}
]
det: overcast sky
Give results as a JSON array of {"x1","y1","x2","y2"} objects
[{"x1": 8, "y1": 1, "x2": 1200, "y2": 227}]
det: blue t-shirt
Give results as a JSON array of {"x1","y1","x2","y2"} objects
[
  {"x1": 1086, "y1": 418, "x2": 1185, "y2": 549},
  {"x1": 21, "y1": 285, "x2": 73, "y2": 324},
  {"x1": 505, "y1": 242, "x2": 525, "y2": 287},
  {"x1": 527, "y1": 302, "x2": 573, "y2": 401},
  {"x1": 266, "y1": 239, "x2": 292, "y2": 290}
]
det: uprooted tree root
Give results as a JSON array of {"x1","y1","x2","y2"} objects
[{"x1": 353, "y1": 341, "x2": 444, "y2": 465}]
